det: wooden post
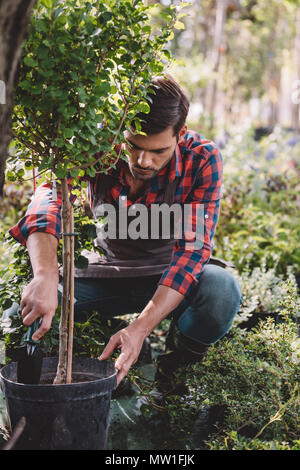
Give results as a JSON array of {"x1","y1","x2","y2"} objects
[
  {"x1": 54, "y1": 177, "x2": 74, "y2": 384},
  {"x1": 66, "y1": 204, "x2": 75, "y2": 384}
]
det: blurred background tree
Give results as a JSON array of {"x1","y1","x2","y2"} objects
[{"x1": 156, "y1": 0, "x2": 300, "y2": 138}]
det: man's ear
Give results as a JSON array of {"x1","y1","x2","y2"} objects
[{"x1": 177, "y1": 124, "x2": 187, "y2": 144}]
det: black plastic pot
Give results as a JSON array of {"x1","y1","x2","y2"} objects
[{"x1": 0, "y1": 356, "x2": 117, "y2": 450}]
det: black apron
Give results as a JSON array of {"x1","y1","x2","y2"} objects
[{"x1": 74, "y1": 174, "x2": 235, "y2": 278}]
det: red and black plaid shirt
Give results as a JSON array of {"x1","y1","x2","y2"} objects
[{"x1": 9, "y1": 130, "x2": 223, "y2": 297}]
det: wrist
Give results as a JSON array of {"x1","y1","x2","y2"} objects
[
  {"x1": 129, "y1": 315, "x2": 153, "y2": 339},
  {"x1": 34, "y1": 267, "x2": 59, "y2": 283}
]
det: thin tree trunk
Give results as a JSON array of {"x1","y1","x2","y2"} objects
[
  {"x1": 292, "y1": 8, "x2": 300, "y2": 133},
  {"x1": 265, "y1": 10, "x2": 280, "y2": 129},
  {"x1": 0, "y1": 0, "x2": 37, "y2": 197},
  {"x1": 54, "y1": 177, "x2": 73, "y2": 385}
]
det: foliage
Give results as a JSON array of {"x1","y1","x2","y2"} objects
[
  {"x1": 1, "y1": 0, "x2": 299, "y2": 446},
  {"x1": 213, "y1": 127, "x2": 300, "y2": 276},
  {"x1": 8, "y1": 0, "x2": 178, "y2": 186},
  {"x1": 0, "y1": 238, "x2": 32, "y2": 313},
  {"x1": 0, "y1": 181, "x2": 32, "y2": 271},
  {"x1": 232, "y1": 258, "x2": 300, "y2": 326},
  {"x1": 145, "y1": 280, "x2": 299, "y2": 450}
]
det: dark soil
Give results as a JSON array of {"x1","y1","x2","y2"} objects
[{"x1": 39, "y1": 371, "x2": 103, "y2": 385}]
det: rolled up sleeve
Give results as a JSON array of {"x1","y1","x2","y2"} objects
[{"x1": 9, "y1": 183, "x2": 63, "y2": 247}]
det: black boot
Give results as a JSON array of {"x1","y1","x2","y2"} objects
[{"x1": 154, "y1": 325, "x2": 209, "y2": 399}]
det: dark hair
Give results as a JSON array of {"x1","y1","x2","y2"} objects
[{"x1": 135, "y1": 74, "x2": 189, "y2": 137}]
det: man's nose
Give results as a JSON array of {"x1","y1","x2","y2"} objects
[{"x1": 137, "y1": 151, "x2": 152, "y2": 168}]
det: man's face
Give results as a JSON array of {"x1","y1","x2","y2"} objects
[{"x1": 124, "y1": 125, "x2": 187, "y2": 181}]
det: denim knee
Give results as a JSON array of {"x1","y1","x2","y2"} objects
[{"x1": 177, "y1": 265, "x2": 243, "y2": 345}]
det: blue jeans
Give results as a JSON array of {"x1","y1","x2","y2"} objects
[{"x1": 59, "y1": 264, "x2": 243, "y2": 346}]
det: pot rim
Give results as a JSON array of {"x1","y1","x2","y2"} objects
[{"x1": 0, "y1": 356, "x2": 117, "y2": 390}]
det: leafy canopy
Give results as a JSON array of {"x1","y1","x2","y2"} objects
[{"x1": 11, "y1": 0, "x2": 179, "y2": 183}]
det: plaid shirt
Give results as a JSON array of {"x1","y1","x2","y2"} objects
[{"x1": 9, "y1": 130, "x2": 223, "y2": 297}]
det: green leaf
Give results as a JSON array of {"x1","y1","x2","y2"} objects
[
  {"x1": 174, "y1": 20, "x2": 185, "y2": 30},
  {"x1": 136, "y1": 101, "x2": 150, "y2": 114},
  {"x1": 69, "y1": 168, "x2": 79, "y2": 178},
  {"x1": 162, "y1": 49, "x2": 172, "y2": 60},
  {"x1": 55, "y1": 165, "x2": 65, "y2": 179},
  {"x1": 95, "y1": 81, "x2": 111, "y2": 96},
  {"x1": 41, "y1": 0, "x2": 53, "y2": 8},
  {"x1": 149, "y1": 61, "x2": 164, "y2": 73},
  {"x1": 16, "y1": 168, "x2": 25, "y2": 178},
  {"x1": 23, "y1": 56, "x2": 38, "y2": 67},
  {"x1": 19, "y1": 80, "x2": 32, "y2": 91},
  {"x1": 42, "y1": 39, "x2": 52, "y2": 48},
  {"x1": 6, "y1": 171, "x2": 16, "y2": 182},
  {"x1": 25, "y1": 161, "x2": 33, "y2": 169},
  {"x1": 63, "y1": 128, "x2": 74, "y2": 139},
  {"x1": 88, "y1": 135, "x2": 97, "y2": 145},
  {"x1": 142, "y1": 25, "x2": 151, "y2": 34},
  {"x1": 75, "y1": 255, "x2": 89, "y2": 269}
]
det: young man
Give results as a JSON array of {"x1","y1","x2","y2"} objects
[{"x1": 8, "y1": 75, "x2": 242, "y2": 392}]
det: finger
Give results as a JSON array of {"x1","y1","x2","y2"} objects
[
  {"x1": 20, "y1": 295, "x2": 27, "y2": 311},
  {"x1": 115, "y1": 350, "x2": 130, "y2": 371},
  {"x1": 20, "y1": 303, "x2": 32, "y2": 319},
  {"x1": 116, "y1": 363, "x2": 130, "y2": 387},
  {"x1": 22, "y1": 309, "x2": 40, "y2": 326},
  {"x1": 20, "y1": 287, "x2": 30, "y2": 310},
  {"x1": 115, "y1": 354, "x2": 133, "y2": 387},
  {"x1": 99, "y1": 335, "x2": 121, "y2": 361},
  {"x1": 32, "y1": 314, "x2": 53, "y2": 341},
  {"x1": 116, "y1": 369, "x2": 128, "y2": 387}
]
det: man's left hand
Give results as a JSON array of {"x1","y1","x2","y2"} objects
[{"x1": 99, "y1": 324, "x2": 146, "y2": 386}]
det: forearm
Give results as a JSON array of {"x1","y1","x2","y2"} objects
[
  {"x1": 27, "y1": 232, "x2": 59, "y2": 281},
  {"x1": 130, "y1": 285, "x2": 184, "y2": 338},
  {"x1": 20, "y1": 232, "x2": 60, "y2": 339}
]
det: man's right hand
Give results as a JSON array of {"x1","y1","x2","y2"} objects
[
  {"x1": 20, "y1": 274, "x2": 58, "y2": 341},
  {"x1": 21, "y1": 232, "x2": 60, "y2": 341}
]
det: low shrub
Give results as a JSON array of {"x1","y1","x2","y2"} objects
[{"x1": 163, "y1": 280, "x2": 299, "y2": 450}]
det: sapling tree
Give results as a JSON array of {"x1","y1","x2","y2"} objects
[{"x1": 9, "y1": 0, "x2": 180, "y2": 384}]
